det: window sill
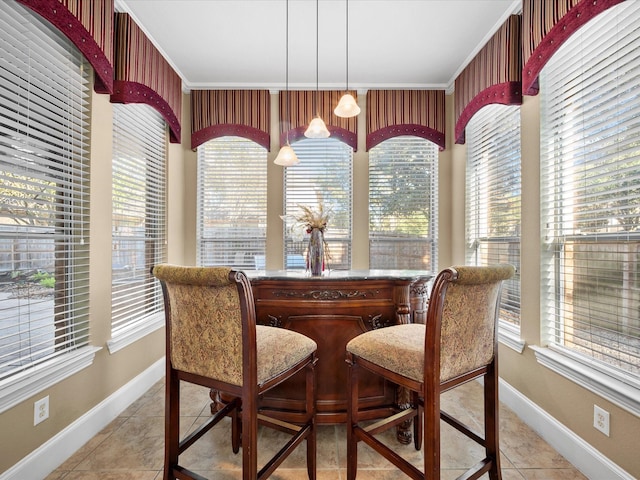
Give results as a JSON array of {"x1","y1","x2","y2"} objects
[
  {"x1": 530, "y1": 345, "x2": 640, "y2": 416},
  {"x1": 499, "y1": 322, "x2": 525, "y2": 353},
  {"x1": 0, "y1": 345, "x2": 102, "y2": 414},
  {"x1": 107, "y1": 312, "x2": 164, "y2": 354}
]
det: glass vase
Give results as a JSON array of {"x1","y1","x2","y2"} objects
[{"x1": 308, "y1": 228, "x2": 324, "y2": 276}]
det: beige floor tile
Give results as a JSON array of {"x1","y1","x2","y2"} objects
[
  {"x1": 43, "y1": 471, "x2": 68, "y2": 480},
  {"x1": 499, "y1": 469, "x2": 528, "y2": 480},
  {"x1": 498, "y1": 416, "x2": 573, "y2": 469},
  {"x1": 73, "y1": 416, "x2": 165, "y2": 471},
  {"x1": 119, "y1": 381, "x2": 165, "y2": 417},
  {"x1": 55, "y1": 416, "x2": 129, "y2": 471},
  {"x1": 518, "y1": 468, "x2": 589, "y2": 479},
  {"x1": 61, "y1": 472, "x2": 159, "y2": 479},
  {"x1": 53, "y1": 378, "x2": 586, "y2": 479}
]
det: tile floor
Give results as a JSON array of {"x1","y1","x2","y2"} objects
[{"x1": 45, "y1": 379, "x2": 588, "y2": 479}]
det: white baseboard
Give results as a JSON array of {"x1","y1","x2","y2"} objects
[
  {"x1": 499, "y1": 379, "x2": 635, "y2": 480},
  {"x1": 1, "y1": 357, "x2": 165, "y2": 480}
]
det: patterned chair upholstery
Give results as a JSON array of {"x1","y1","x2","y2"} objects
[
  {"x1": 345, "y1": 264, "x2": 515, "y2": 480},
  {"x1": 152, "y1": 265, "x2": 318, "y2": 480}
]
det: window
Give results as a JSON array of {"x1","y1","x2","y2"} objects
[
  {"x1": 197, "y1": 136, "x2": 268, "y2": 269},
  {"x1": 284, "y1": 138, "x2": 353, "y2": 270},
  {"x1": 539, "y1": 0, "x2": 640, "y2": 396},
  {"x1": 110, "y1": 104, "x2": 166, "y2": 352},
  {"x1": 466, "y1": 105, "x2": 522, "y2": 335},
  {"x1": 369, "y1": 136, "x2": 438, "y2": 271},
  {"x1": 0, "y1": 0, "x2": 94, "y2": 407}
]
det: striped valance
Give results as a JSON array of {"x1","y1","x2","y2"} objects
[
  {"x1": 366, "y1": 90, "x2": 446, "y2": 151},
  {"x1": 522, "y1": 0, "x2": 625, "y2": 95},
  {"x1": 111, "y1": 13, "x2": 182, "y2": 143},
  {"x1": 191, "y1": 90, "x2": 270, "y2": 150},
  {"x1": 454, "y1": 15, "x2": 522, "y2": 144},
  {"x1": 17, "y1": 0, "x2": 114, "y2": 94},
  {"x1": 281, "y1": 90, "x2": 358, "y2": 150}
]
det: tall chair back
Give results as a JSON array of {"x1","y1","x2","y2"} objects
[
  {"x1": 346, "y1": 264, "x2": 515, "y2": 480},
  {"x1": 153, "y1": 264, "x2": 318, "y2": 480}
]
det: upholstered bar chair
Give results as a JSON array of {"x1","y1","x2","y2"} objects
[
  {"x1": 152, "y1": 265, "x2": 318, "y2": 480},
  {"x1": 346, "y1": 264, "x2": 515, "y2": 480}
]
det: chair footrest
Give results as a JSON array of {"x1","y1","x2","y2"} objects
[
  {"x1": 458, "y1": 457, "x2": 493, "y2": 480},
  {"x1": 257, "y1": 413, "x2": 303, "y2": 434},
  {"x1": 363, "y1": 408, "x2": 416, "y2": 436}
]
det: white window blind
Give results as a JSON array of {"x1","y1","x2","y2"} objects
[
  {"x1": 111, "y1": 104, "x2": 166, "y2": 338},
  {"x1": 284, "y1": 138, "x2": 352, "y2": 270},
  {"x1": 0, "y1": 0, "x2": 90, "y2": 378},
  {"x1": 369, "y1": 136, "x2": 438, "y2": 271},
  {"x1": 466, "y1": 104, "x2": 521, "y2": 328},
  {"x1": 197, "y1": 136, "x2": 267, "y2": 269},
  {"x1": 540, "y1": 0, "x2": 640, "y2": 376}
]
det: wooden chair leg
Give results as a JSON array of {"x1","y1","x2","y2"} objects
[
  {"x1": 164, "y1": 368, "x2": 180, "y2": 480},
  {"x1": 485, "y1": 364, "x2": 502, "y2": 480},
  {"x1": 306, "y1": 360, "x2": 317, "y2": 480},
  {"x1": 346, "y1": 355, "x2": 359, "y2": 480},
  {"x1": 231, "y1": 405, "x2": 240, "y2": 454},
  {"x1": 242, "y1": 397, "x2": 259, "y2": 479},
  {"x1": 423, "y1": 386, "x2": 440, "y2": 480},
  {"x1": 413, "y1": 391, "x2": 423, "y2": 451}
]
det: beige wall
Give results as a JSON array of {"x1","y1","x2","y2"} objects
[{"x1": 1, "y1": 85, "x2": 639, "y2": 477}]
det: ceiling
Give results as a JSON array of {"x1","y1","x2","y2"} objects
[{"x1": 116, "y1": 0, "x2": 521, "y2": 92}]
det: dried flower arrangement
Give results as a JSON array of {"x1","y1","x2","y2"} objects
[
  {"x1": 295, "y1": 203, "x2": 330, "y2": 233},
  {"x1": 281, "y1": 203, "x2": 331, "y2": 234}
]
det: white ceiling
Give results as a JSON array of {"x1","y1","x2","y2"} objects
[{"x1": 116, "y1": 0, "x2": 521, "y2": 92}]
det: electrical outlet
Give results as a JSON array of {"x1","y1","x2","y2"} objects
[
  {"x1": 34, "y1": 396, "x2": 49, "y2": 426},
  {"x1": 593, "y1": 404, "x2": 610, "y2": 436}
]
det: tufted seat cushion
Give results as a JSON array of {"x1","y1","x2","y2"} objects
[
  {"x1": 257, "y1": 325, "x2": 317, "y2": 386},
  {"x1": 346, "y1": 323, "x2": 426, "y2": 383}
]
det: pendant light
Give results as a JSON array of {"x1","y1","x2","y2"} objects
[
  {"x1": 334, "y1": 0, "x2": 360, "y2": 118},
  {"x1": 304, "y1": 0, "x2": 330, "y2": 138},
  {"x1": 275, "y1": 0, "x2": 300, "y2": 166}
]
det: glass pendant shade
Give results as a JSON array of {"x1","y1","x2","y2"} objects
[
  {"x1": 334, "y1": 92, "x2": 360, "y2": 118},
  {"x1": 274, "y1": 144, "x2": 299, "y2": 166},
  {"x1": 305, "y1": 115, "x2": 330, "y2": 138}
]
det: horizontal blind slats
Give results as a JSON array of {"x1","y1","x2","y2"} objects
[
  {"x1": 0, "y1": 0, "x2": 91, "y2": 379},
  {"x1": 284, "y1": 138, "x2": 352, "y2": 270},
  {"x1": 540, "y1": 1, "x2": 640, "y2": 375},
  {"x1": 197, "y1": 136, "x2": 267, "y2": 269},
  {"x1": 465, "y1": 104, "x2": 522, "y2": 328},
  {"x1": 111, "y1": 104, "x2": 167, "y2": 335},
  {"x1": 368, "y1": 136, "x2": 438, "y2": 271}
]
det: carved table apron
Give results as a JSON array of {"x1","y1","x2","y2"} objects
[{"x1": 209, "y1": 269, "x2": 432, "y2": 443}]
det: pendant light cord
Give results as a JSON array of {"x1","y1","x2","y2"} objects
[
  {"x1": 315, "y1": 0, "x2": 319, "y2": 116},
  {"x1": 285, "y1": 0, "x2": 290, "y2": 144},
  {"x1": 345, "y1": 0, "x2": 349, "y2": 91}
]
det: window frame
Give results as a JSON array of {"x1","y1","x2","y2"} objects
[
  {"x1": 465, "y1": 104, "x2": 524, "y2": 353},
  {"x1": 283, "y1": 137, "x2": 353, "y2": 271},
  {"x1": 368, "y1": 136, "x2": 439, "y2": 272},
  {"x1": 537, "y1": 1, "x2": 640, "y2": 415},
  {"x1": 196, "y1": 136, "x2": 268, "y2": 270},
  {"x1": 0, "y1": 0, "x2": 100, "y2": 413},
  {"x1": 107, "y1": 104, "x2": 167, "y2": 354}
]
